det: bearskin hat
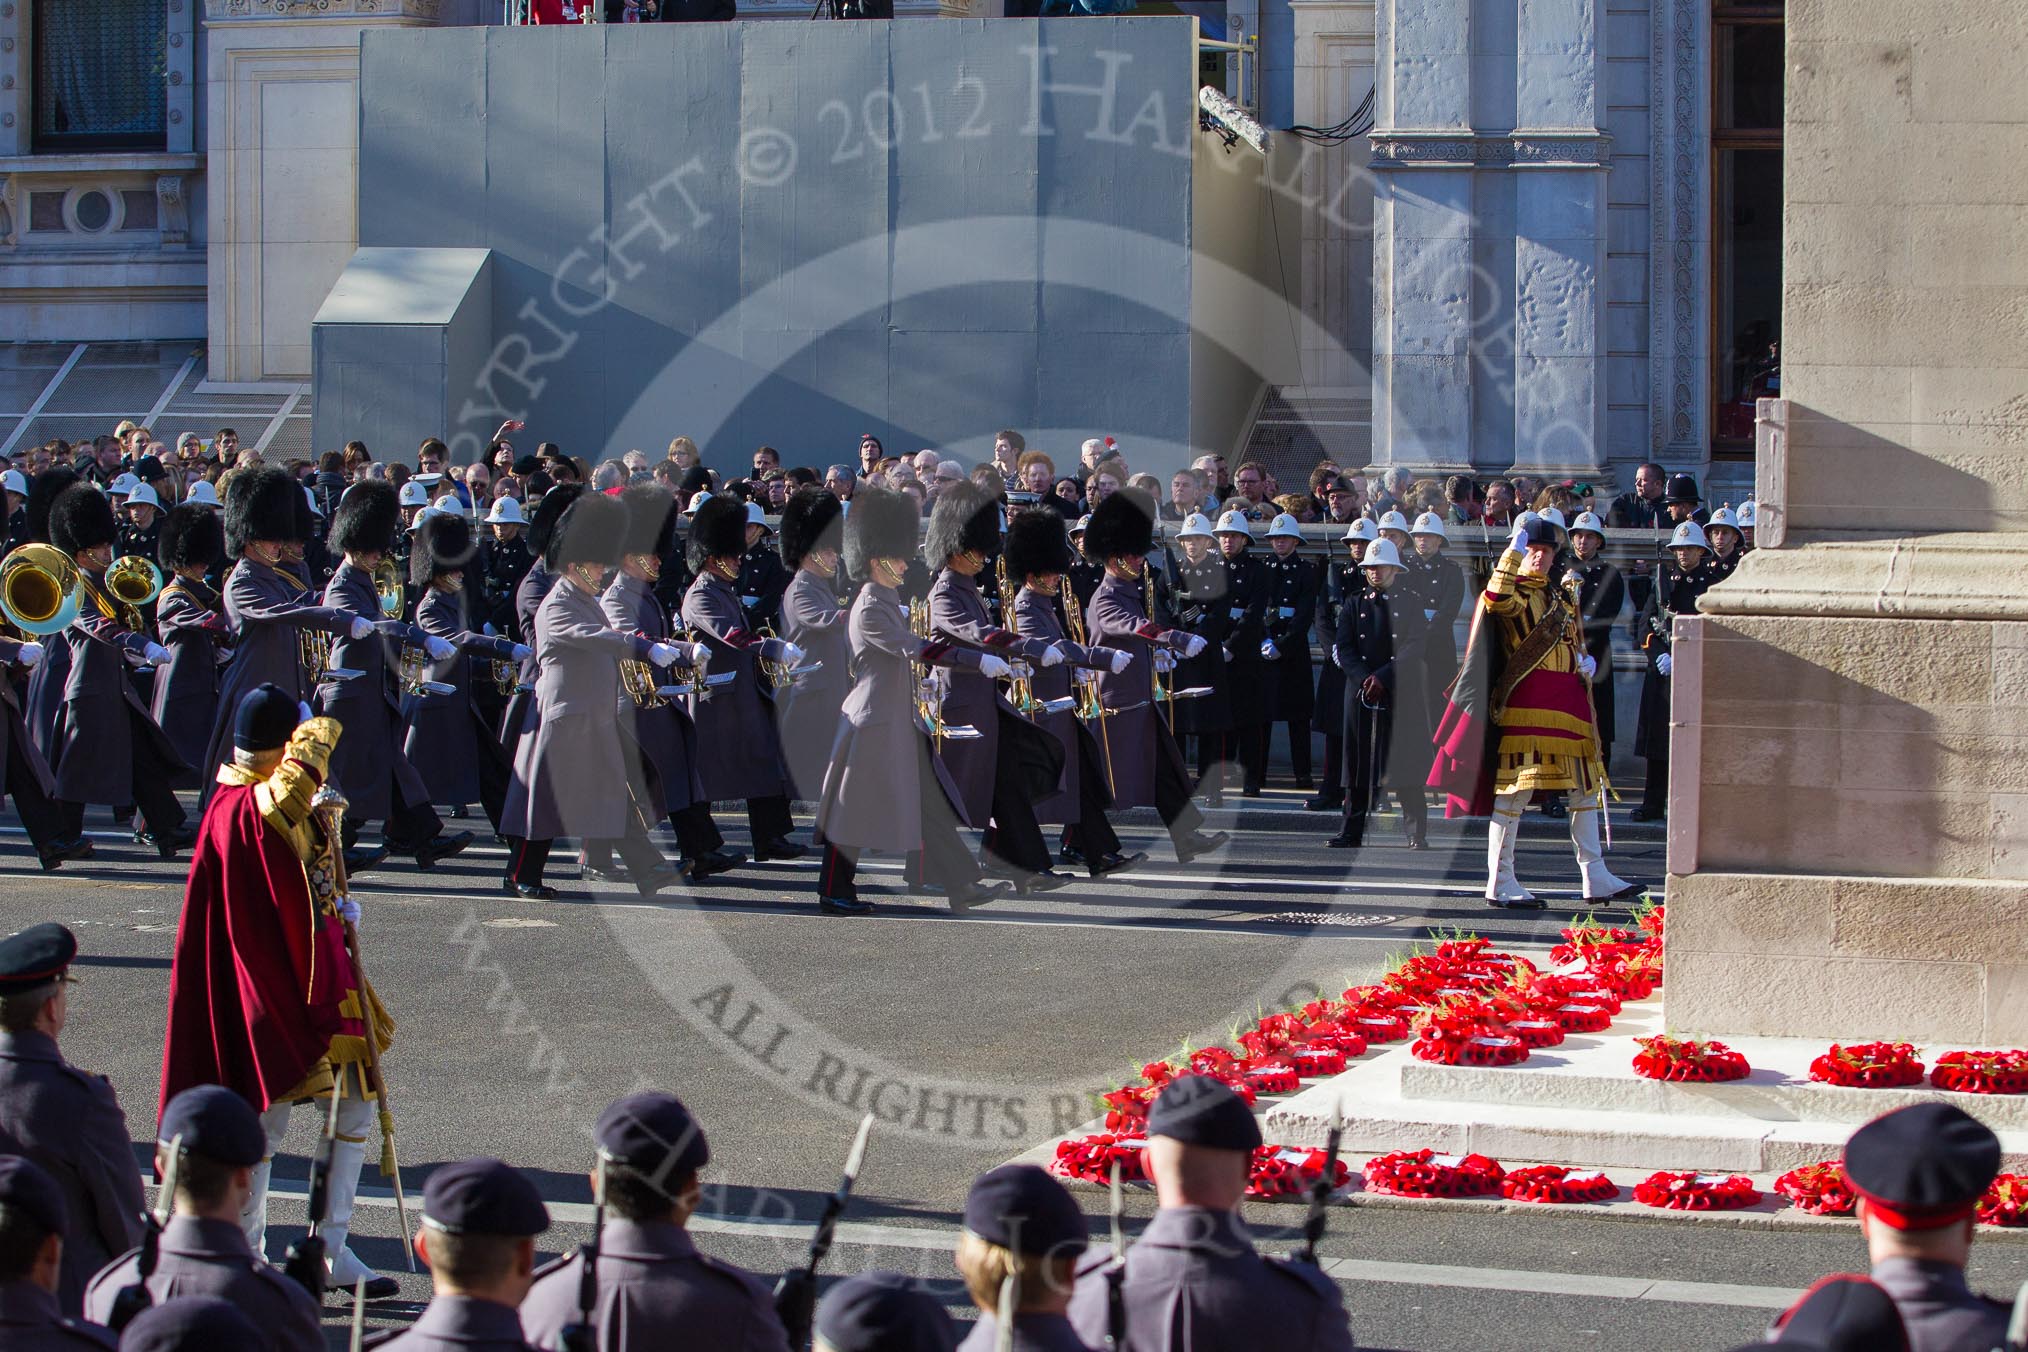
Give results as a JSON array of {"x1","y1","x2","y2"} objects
[
  {"x1": 23, "y1": 467, "x2": 80, "y2": 546},
  {"x1": 49, "y1": 484, "x2": 117, "y2": 556},
  {"x1": 844, "y1": 487, "x2": 922, "y2": 583},
  {"x1": 157, "y1": 503, "x2": 225, "y2": 574},
  {"x1": 291, "y1": 486, "x2": 317, "y2": 544},
  {"x1": 1083, "y1": 488, "x2": 1155, "y2": 562},
  {"x1": 412, "y1": 511, "x2": 474, "y2": 588},
  {"x1": 224, "y1": 465, "x2": 298, "y2": 557},
  {"x1": 525, "y1": 484, "x2": 584, "y2": 563},
  {"x1": 620, "y1": 485, "x2": 678, "y2": 561},
  {"x1": 923, "y1": 481, "x2": 1000, "y2": 567},
  {"x1": 330, "y1": 480, "x2": 400, "y2": 557},
  {"x1": 1001, "y1": 508, "x2": 1073, "y2": 582},
  {"x1": 778, "y1": 486, "x2": 844, "y2": 572},
  {"x1": 547, "y1": 491, "x2": 628, "y2": 570},
  {"x1": 686, "y1": 493, "x2": 748, "y2": 571}
]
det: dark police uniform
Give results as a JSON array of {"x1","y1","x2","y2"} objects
[
  {"x1": 734, "y1": 537, "x2": 790, "y2": 635},
  {"x1": 1843, "y1": 1102, "x2": 2011, "y2": 1352},
  {"x1": 1632, "y1": 552, "x2": 1711, "y2": 819},
  {"x1": 1162, "y1": 540, "x2": 1233, "y2": 793},
  {"x1": 1568, "y1": 554, "x2": 1625, "y2": 754},
  {"x1": 1329, "y1": 574, "x2": 1428, "y2": 849},
  {"x1": 1216, "y1": 539, "x2": 1271, "y2": 795},
  {"x1": 0, "y1": 926, "x2": 146, "y2": 1316},
  {"x1": 1259, "y1": 544, "x2": 1318, "y2": 786},
  {"x1": 364, "y1": 1157, "x2": 549, "y2": 1352},
  {"x1": 0, "y1": 1155, "x2": 115, "y2": 1349},
  {"x1": 83, "y1": 1085, "x2": 319, "y2": 1352}
]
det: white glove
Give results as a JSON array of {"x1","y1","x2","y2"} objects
[
  {"x1": 685, "y1": 641, "x2": 711, "y2": 667},
  {"x1": 510, "y1": 644, "x2": 532, "y2": 662},
  {"x1": 648, "y1": 641, "x2": 681, "y2": 668},
  {"x1": 1151, "y1": 649, "x2": 1176, "y2": 674},
  {"x1": 1508, "y1": 526, "x2": 1530, "y2": 554},
  {"x1": 424, "y1": 636, "x2": 456, "y2": 661},
  {"x1": 765, "y1": 639, "x2": 806, "y2": 665},
  {"x1": 297, "y1": 701, "x2": 314, "y2": 723},
  {"x1": 1657, "y1": 652, "x2": 1673, "y2": 677},
  {"x1": 1261, "y1": 639, "x2": 1280, "y2": 661},
  {"x1": 337, "y1": 898, "x2": 362, "y2": 927},
  {"x1": 142, "y1": 642, "x2": 171, "y2": 665},
  {"x1": 1181, "y1": 633, "x2": 1208, "y2": 658},
  {"x1": 1038, "y1": 643, "x2": 1067, "y2": 668},
  {"x1": 1102, "y1": 647, "x2": 1132, "y2": 675},
  {"x1": 349, "y1": 616, "x2": 374, "y2": 641},
  {"x1": 482, "y1": 622, "x2": 497, "y2": 637},
  {"x1": 978, "y1": 654, "x2": 1013, "y2": 680},
  {"x1": 15, "y1": 642, "x2": 42, "y2": 669},
  {"x1": 1578, "y1": 653, "x2": 1598, "y2": 680}
]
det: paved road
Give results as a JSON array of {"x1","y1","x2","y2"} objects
[{"x1": 4, "y1": 791, "x2": 2021, "y2": 1351}]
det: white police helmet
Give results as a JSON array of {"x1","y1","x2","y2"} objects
[
  {"x1": 1669, "y1": 520, "x2": 1711, "y2": 551},
  {"x1": 1214, "y1": 510, "x2": 1254, "y2": 537},
  {"x1": 1376, "y1": 509, "x2": 1411, "y2": 535},
  {"x1": 485, "y1": 496, "x2": 527, "y2": 525},
  {"x1": 1410, "y1": 512, "x2": 1447, "y2": 540},
  {"x1": 1177, "y1": 512, "x2": 1216, "y2": 540},
  {"x1": 1361, "y1": 539, "x2": 1404, "y2": 570},
  {"x1": 1341, "y1": 517, "x2": 1379, "y2": 545},
  {"x1": 1570, "y1": 511, "x2": 1606, "y2": 538},
  {"x1": 1266, "y1": 513, "x2": 1303, "y2": 540},
  {"x1": 398, "y1": 480, "x2": 430, "y2": 508},
  {"x1": 186, "y1": 481, "x2": 221, "y2": 507},
  {"x1": 1707, "y1": 506, "x2": 1739, "y2": 531},
  {"x1": 1736, "y1": 500, "x2": 1758, "y2": 528}
]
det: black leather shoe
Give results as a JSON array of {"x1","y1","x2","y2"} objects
[
  {"x1": 1486, "y1": 896, "x2": 1547, "y2": 910},
  {"x1": 1175, "y1": 830, "x2": 1230, "y2": 864},
  {"x1": 329, "y1": 1276, "x2": 402, "y2": 1303},
  {"x1": 1629, "y1": 807, "x2": 1664, "y2": 822},
  {"x1": 1058, "y1": 844, "x2": 1087, "y2": 867},
  {"x1": 684, "y1": 850, "x2": 746, "y2": 882},
  {"x1": 1016, "y1": 870, "x2": 1073, "y2": 895},
  {"x1": 1304, "y1": 794, "x2": 1344, "y2": 813},
  {"x1": 946, "y1": 879, "x2": 1015, "y2": 913},
  {"x1": 819, "y1": 895, "x2": 873, "y2": 915},
  {"x1": 1591, "y1": 880, "x2": 1648, "y2": 902},
  {"x1": 1294, "y1": 776, "x2": 1314, "y2": 791},
  {"x1": 1404, "y1": 833, "x2": 1429, "y2": 851},
  {"x1": 413, "y1": 829, "x2": 474, "y2": 870},
  {"x1": 1204, "y1": 792, "x2": 1224, "y2": 809},
  {"x1": 754, "y1": 836, "x2": 808, "y2": 861},
  {"x1": 1087, "y1": 850, "x2": 1146, "y2": 879},
  {"x1": 1241, "y1": 786, "x2": 1263, "y2": 798},
  {"x1": 634, "y1": 864, "x2": 683, "y2": 896},
  {"x1": 502, "y1": 879, "x2": 557, "y2": 900},
  {"x1": 154, "y1": 824, "x2": 199, "y2": 859},
  {"x1": 580, "y1": 863, "x2": 626, "y2": 883},
  {"x1": 344, "y1": 844, "x2": 390, "y2": 876},
  {"x1": 38, "y1": 837, "x2": 94, "y2": 872},
  {"x1": 1324, "y1": 833, "x2": 1362, "y2": 849},
  {"x1": 1542, "y1": 796, "x2": 1567, "y2": 818}
]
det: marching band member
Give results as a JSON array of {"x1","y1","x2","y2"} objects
[
  {"x1": 1429, "y1": 518, "x2": 1641, "y2": 907},
  {"x1": 498, "y1": 484, "x2": 582, "y2": 767},
  {"x1": 1210, "y1": 510, "x2": 1269, "y2": 797},
  {"x1": 1163, "y1": 511, "x2": 1233, "y2": 811},
  {"x1": 196, "y1": 466, "x2": 366, "y2": 800},
  {"x1": 317, "y1": 482, "x2": 470, "y2": 874},
  {"x1": 152, "y1": 503, "x2": 232, "y2": 789},
  {"x1": 500, "y1": 492, "x2": 689, "y2": 900},
  {"x1": 775, "y1": 485, "x2": 850, "y2": 802},
  {"x1": 813, "y1": 488, "x2": 1015, "y2": 917},
  {"x1": 925, "y1": 482, "x2": 1071, "y2": 892},
  {"x1": 1001, "y1": 508, "x2": 1143, "y2": 880},
  {"x1": 601, "y1": 485, "x2": 744, "y2": 885},
  {"x1": 1633, "y1": 519, "x2": 1714, "y2": 823},
  {"x1": 405, "y1": 511, "x2": 526, "y2": 835},
  {"x1": 1261, "y1": 512, "x2": 1319, "y2": 791},
  {"x1": 1082, "y1": 490, "x2": 1229, "y2": 864},
  {"x1": 43, "y1": 485, "x2": 194, "y2": 858},
  {"x1": 21, "y1": 467, "x2": 81, "y2": 762},
  {"x1": 0, "y1": 628, "x2": 75, "y2": 870},
  {"x1": 1327, "y1": 539, "x2": 1428, "y2": 851},
  {"x1": 681, "y1": 494, "x2": 806, "y2": 862}
]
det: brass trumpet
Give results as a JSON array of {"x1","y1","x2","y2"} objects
[
  {"x1": 398, "y1": 642, "x2": 430, "y2": 696},
  {"x1": 0, "y1": 544, "x2": 81, "y2": 636},
  {"x1": 490, "y1": 656, "x2": 520, "y2": 697},
  {"x1": 1059, "y1": 575, "x2": 1116, "y2": 793},
  {"x1": 620, "y1": 656, "x2": 667, "y2": 708},
  {"x1": 371, "y1": 557, "x2": 404, "y2": 620},
  {"x1": 300, "y1": 628, "x2": 334, "y2": 685}
]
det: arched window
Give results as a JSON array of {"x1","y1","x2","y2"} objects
[{"x1": 33, "y1": 0, "x2": 168, "y2": 151}]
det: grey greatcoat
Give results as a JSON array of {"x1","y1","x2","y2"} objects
[
  {"x1": 314, "y1": 561, "x2": 434, "y2": 823},
  {"x1": 1066, "y1": 1208, "x2": 1354, "y2": 1352},
  {"x1": 776, "y1": 568, "x2": 850, "y2": 800},
  {"x1": 499, "y1": 559, "x2": 554, "y2": 762},
  {"x1": 1084, "y1": 572, "x2": 1194, "y2": 811},
  {"x1": 23, "y1": 634, "x2": 70, "y2": 766},
  {"x1": 1008, "y1": 585, "x2": 1111, "y2": 825},
  {"x1": 0, "y1": 1030, "x2": 147, "y2": 1315},
  {"x1": 404, "y1": 583, "x2": 519, "y2": 808},
  {"x1": 83, "y1": 1217, "x2": 322, "y2": 1352},
  {"x1": 0, "y1": 1280, "x2": 115, "y2": 1350},
  {"x1": 521, "y1": 1219, "x2": 791, "y2": 1352},
  {"x1": 815, "y1": 580, "x2": 982, "y2": 854},
  {"x1": 1869, "y1": 1256, "x2": 2009, "y2": 1352},
  {"x1": 198, "y1": 558, "x2": 351, "y2": 798},
  {"x1": 0, "y1": 639, "x2": 56, "y2": 807},
  {"x1": 927, "y1": 568, "x2": 1056, "y2": 826},
  {"x1": 501, "y1": 576, "x2": 657, "y2": 842},
  {"x1": 681, "y1": 570, "x2": 790, "y2": 802},
  {"x1": 49, "y1": 592, "x2": 188, "y2": 805},
  {"x1": 601, "y1": 571, "x2": 706, "y2": 815},
  {"x1": 150, "y1": 577, "x2": 231, "y2": 783}
]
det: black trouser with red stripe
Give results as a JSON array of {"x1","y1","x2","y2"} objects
[
  {"x1": 1059, "y1": 740, "x2": 1123, "y2": 865},
  {"x1": 8, "y1": 743, "x2": 64, "y2": 855},
  {"x1": 507, "y1": 815, "x2": 665, "y2": 888},
  {"x1": 818, "y1": 755, "x2": 979, "y2": 902}
]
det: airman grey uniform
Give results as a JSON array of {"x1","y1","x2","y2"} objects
[
  {"x1": 521, "y1": 1219, "x2": 789, "y2": 1352},
  {"x1": 82, "y1": 1216, "x2": 321, "y2": 1352}
]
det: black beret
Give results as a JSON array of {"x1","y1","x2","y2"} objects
[
  {"x1": 1843, "y1": 1103, "x2": 2000, "y2": 1230},
  {"x1": 158, "y1": 1085, "x2": 266, "y2": 1168},
  {"x1": 1773, "y1": 1274, "x2": 1908, "y2": 1352},
  {"x1": 120, "y1": 1294, "x2": 265, "y2": 1352},
  {"x1": 422, "y1": 1157, "x2": 549, "y2": 1237},
  {"x1": 815, "y1": 1271, "x2": 955, "y2": 1352},
  {"x1": 962, "y1": 1164, "x2": 1087, "y2": 1257},
  {"x1": 1665, "y1": 473, "x2": 1701, "y2": 504},
  {"x1": 233, "y1": 683, "x2": 300, "y2": 753},
  {"x1": 595, "y1": 1091, "x2": 709, "y2": 1187},
  {"x1": 0, "y1": 923, "x2": 77, "y2": 996},
  {"x1": 1145, "y1": 1076, "x2": 1262, "y2": 1152},
  {"x1": 0, "y1": 1154, "x2": 69, "y2": 1237}
]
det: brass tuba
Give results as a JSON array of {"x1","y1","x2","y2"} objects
[
  {"x1": 106, "y1": 555, "x2": 164, "y2": 609},
  {"x1": 0, "y1": 544, "x2": 82, "y2": 636},
  {"x1": 371, "y1": 557, "x2": 404, "y2": 619}
]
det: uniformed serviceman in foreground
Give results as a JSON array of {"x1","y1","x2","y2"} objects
[
  {"x1": 0, "y1": 924, "x2": 146, "y2": 1314},
  {"x1": 369, "y1": 1157, "x2": 550, "y2": 1352},
  {"x1": 83, "y1": 1085, "x2": 321, "y2": 1352},
  {"x1": 955, "y1": 1164, "x2": 1095, "y2": 1351},
  {"x1": 815, "y1": 1271, "x2": 956, "y2": 1352},
  {"x1": 520, "y1": 1090, "x2": 788, "y2": 1352},
  {"x1": 0, "y1": 1154, "x2": 115, "y2": 1349},
  {"x1": 1843, "y1": 1102, "x2": 2011, "y2": 1352},
  {"x1": 116, "y1": 1295, "x2": 264, "y2": 1352},
  {"x1": 1066, "y1": 1077, "x2": 1354, "y2": 1352}
]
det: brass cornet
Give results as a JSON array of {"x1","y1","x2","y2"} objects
[
  {"x1": 300, "y1": 628, "x2": 334, "y2": 684},
  {"x1": 619, "y1": 656, "x2": 667, "y2": 708},
  {"x1": 371, "y1": 558, "x2": 404, "y2": 619}
]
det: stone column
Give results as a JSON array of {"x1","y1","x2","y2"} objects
[{"x1": 203, "y1": 0, "x2": 442, "y2": 384}]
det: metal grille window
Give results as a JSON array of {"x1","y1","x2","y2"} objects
[{"x1": 34, "y1": 0, "x2": 169, "y2": 151}]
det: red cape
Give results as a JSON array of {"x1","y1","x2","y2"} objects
[{"x1": 158, "y1": 780, "x2": 362, "y2": 1116}]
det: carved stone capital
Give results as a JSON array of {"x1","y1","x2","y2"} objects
[{"x1": 156, "y1": 173, "x2": 189, "y2": 247}]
